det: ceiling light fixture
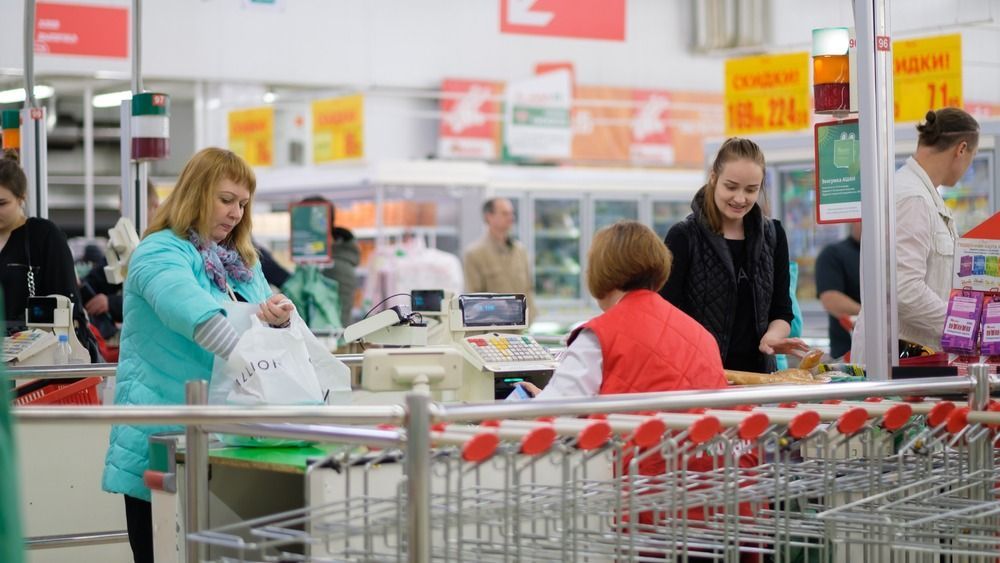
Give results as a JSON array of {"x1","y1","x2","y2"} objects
[
  {"x1": 92, "y1": 90, "x2": 133, "y2": 108},
  {"x1": 0, "y1": 85, "x2": 55, "y2": 104}
]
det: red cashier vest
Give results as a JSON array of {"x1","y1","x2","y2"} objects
[{"x1": 571, "y1": 289, "x2": 727, "y2": 394}]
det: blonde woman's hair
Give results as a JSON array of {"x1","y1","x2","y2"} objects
[
  {"x1": 587, "y1": 221, "x2": 671, "y2": 299},
  {"x1": 146, "y1": 147, "x2": 258, "y2": 266}
]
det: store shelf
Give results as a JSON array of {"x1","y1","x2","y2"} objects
[
  {"x1": 352, "y1": 226, "x2": 459, "y2": 239},
  {"x1": 535, "y1": 266, "x2": 582, "y2": 275},
  {"x1": 534, "y1": 229, "x2": 581, "y2": 239}
]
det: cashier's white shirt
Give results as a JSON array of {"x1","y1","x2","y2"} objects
[
  {"x1": 534, "y1": 329, "x2": 603, "y2": 399},
  {"x1": 851, "y1": 157, "x2": 958, "y2": 363}
]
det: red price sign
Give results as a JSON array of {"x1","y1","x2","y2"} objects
[{"x1": 725, "y1": 52, "x2": 810, "y2": 136}]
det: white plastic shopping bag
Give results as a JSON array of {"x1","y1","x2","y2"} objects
[
  {"x1": 208, "y1": 303, "x2": 354, "y2": 446},
  {"x1": 208, "y1": 303, "x2": 328, "y2": 447},
  {"x1": 223, "y1": 314, "x2": 324, "y2": 405},
  {"x1": 299, "y1": 320, "x2": 353, "y2": 406}
]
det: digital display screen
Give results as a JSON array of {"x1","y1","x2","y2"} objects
[
  {"x1": 411, "y1": 290, "x2": 444, "y2": 312},
  {"x1": 26, "y1": 297, "x2": 57, "y2": 324},
  {"x1": 460, "y1": 295, "x2": 526, "y2": 327}
]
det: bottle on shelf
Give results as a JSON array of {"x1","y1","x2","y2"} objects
[{"x1": 52, "y1": 333, "x2": 73, "y2": 365}]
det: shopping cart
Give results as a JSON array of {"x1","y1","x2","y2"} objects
[{"x1": 186, "y1": 384, "x2": 1000, "y2": 562}]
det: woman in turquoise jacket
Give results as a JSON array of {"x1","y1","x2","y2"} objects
[{"x1": 102, "y1": 148, "x2": 294, "y2": 563}]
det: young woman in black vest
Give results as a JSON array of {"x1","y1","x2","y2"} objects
[{"x1": 660, "y1": 137, "x2": 808, "y2": 373}]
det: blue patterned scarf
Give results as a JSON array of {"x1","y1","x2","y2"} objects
[{"x1": 187, "y1": 230, "x2": 253, "y2": 293}]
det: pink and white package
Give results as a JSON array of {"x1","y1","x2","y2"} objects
[
  {"x1": 941, "y1": 290, "x2": 983, "y2": 354},
  {"x1": 979, "y1": 293, "x2": 1000, "y2": 355}
]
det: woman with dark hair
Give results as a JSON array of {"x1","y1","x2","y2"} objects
[
  {"x1": 660, "y1": 137, "x2": 808, "y2": 373},
  {"x1": 0, "y1": 150, "x2": 92, "y2": 360},
  {"x1": 852, "y1": 108, "x2": 980, "y2": 362}
]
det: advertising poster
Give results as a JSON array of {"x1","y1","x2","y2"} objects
[
  {"x1": 814, "y1": 119, "x2": 861, "y2": 224},
  {"x1": 504, "y1": 69, "x2": 573, "y2": 159}
]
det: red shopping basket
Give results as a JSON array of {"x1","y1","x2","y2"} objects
[{"x1": 12, "y1": 377, "x2": 102, "y2": 406}]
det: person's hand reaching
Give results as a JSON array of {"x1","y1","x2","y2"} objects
[{"x1": 258, "y1": 293, "x2": 295, "y2": 327}]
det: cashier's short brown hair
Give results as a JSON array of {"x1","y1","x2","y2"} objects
[{"x1": 587, "y1": 221, "x2": 672, "y2": 300}]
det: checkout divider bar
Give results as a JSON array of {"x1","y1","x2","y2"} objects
[
  {"x1": 434, "y1": 375, "x2": 998, "y2": 423},
  {"x1": 5, "y1": 354, "x2": 365, "y2": 380},
  {"x1": 14, "y1": 404, "x2": 407, "y2": 425}
]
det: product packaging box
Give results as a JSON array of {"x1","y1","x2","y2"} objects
[{"x1": 941, "y1": 289, "x2": 983, "y2": 355}]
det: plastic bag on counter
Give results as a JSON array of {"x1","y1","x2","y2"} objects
[{"x1": 209, "y1": 302, "x2": 351, "y2": 447}]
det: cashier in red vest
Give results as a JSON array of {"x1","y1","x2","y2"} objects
[{"x1": 519, "y1": 221, "x2": 727, "y2": 399}]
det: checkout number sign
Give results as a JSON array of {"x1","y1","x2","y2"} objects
[
  {"x1": 290, "y1": 201, "x2": 333, "y2": 264},
  {"x1": 893, "y1": 34, "x2": 962, "y2": 122},
  {"x1": 725, "y1": 52, "x2": 810, "y2": 136}
]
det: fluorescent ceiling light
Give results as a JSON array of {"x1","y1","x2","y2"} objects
[
  {"x1": 92, "y1": 90, "x2": 132, "y2": 108},
  {"x1": 262, "y1": 91, "x2": 277, "y2": 104},
  {"x1": 0, "y1": 85, "x2": 55, "y2": 104}
]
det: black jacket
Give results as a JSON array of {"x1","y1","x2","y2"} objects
[
  {"x1": 1, "y1": 218, "x2": 100, "y2": 361},
  {"x1": 659, "y1": 188, "x2": 793, "y2": 372}
]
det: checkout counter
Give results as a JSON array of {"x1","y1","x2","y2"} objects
[{"x1": 148, "y1": 291, "x2": 569, "y2": 561}]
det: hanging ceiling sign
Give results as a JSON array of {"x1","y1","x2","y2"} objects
[
  {"x1": 228, "y1": 107, "x2": 274, "y2": 167},
  {"x1": 34, "y1": 2, "x2": 129, "y2": 59},
  {"x1": 504, "y1": 69, "x2": 573, "y2": 160},
  {"x1": 500, "y1": 0, "x2": 625, "y2": 41},
  {"x1": 724, "y1": 52, "x2": 810, "y2": 136},
  {"x1": 312, "y1": 94, "x2": 364, "y2": 164},
  {"x1": 893, "y1": 33, "x2": 962, "y2": 122},
  {"x1": 439, "y1": 79, "x2": 504, "y2": 160}
]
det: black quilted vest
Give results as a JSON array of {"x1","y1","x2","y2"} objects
[{"x1": 674, "y1": 192, "x2": 777, "y2": 371}]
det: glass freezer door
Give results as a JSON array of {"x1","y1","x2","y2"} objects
[
  {"x1": 533, "y1": 198, "x2": 582, "y2": 300},
  {"x1": 777, "y1": 167, "x2": 846, "y2": 302},
  {"x1": 594, "y1": 199, "x2": 639, "y2": 231},
  {"x1": 908, "y1": 153, "x2": 993, "y2": 237},
  {"x1": 652, "y1": 201, "x2": 691, "y2": 240}
]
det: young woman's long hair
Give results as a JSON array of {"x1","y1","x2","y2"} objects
[
  {"x1": 700, "y1": 137, "x2": 767, "y2": 234},
  {"x1": 146, "y1": 147, "x2": 258, "y2": 265}
]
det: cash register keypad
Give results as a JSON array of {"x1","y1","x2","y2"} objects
[{"x1": 466, "y1": 334, "x2": 554, "y2": 363}]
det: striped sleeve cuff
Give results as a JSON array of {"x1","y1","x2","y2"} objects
[{"x1": 193, "y1": 313, "x2": 240, "y2": 360}]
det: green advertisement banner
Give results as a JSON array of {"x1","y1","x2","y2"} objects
[{"x1": 814, "y1": 119, "x2": 861, "y2": 223}]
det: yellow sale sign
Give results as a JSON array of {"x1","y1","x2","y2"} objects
[
  {"x1": 893, "y1": 33, "x2": 962, "y2": 122},
  {"x1": 228, "y1": 107, "x2": 274, "y2": 167},
  {"x1": 724, "y1": 52, "x2": 810, "y2": 136},
  {"x1": 312, "y1": 94, "x2": 364, "y2": 163}
]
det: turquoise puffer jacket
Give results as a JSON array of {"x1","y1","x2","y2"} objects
[{"x1": 102, "y1": 229, "x2": 270, "y2": 501}]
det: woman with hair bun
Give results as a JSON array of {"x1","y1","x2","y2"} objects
[{"x1": 852, "y1": 108, "x2": 980, "y2": 362}]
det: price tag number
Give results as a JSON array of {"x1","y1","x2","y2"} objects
[{"x1": 727, "y1": 97, "x2": 806, "y2": 133}]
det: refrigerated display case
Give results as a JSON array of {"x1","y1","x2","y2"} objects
[
  {"x1": 594, "y1": 199, "x2": 639, "y2": 231},
  {"x1": 652, "y1": 200, "x2": 691, "y2": 239},
  {"x1": 775, "y1": 166, "x2": 847, "y2": 302},
  {"x1": 895, "y1": 154, "x2": 993, "y2": 237},
  {"x1": 532, "y1": 197, "x2": 583, "y2": 301}
]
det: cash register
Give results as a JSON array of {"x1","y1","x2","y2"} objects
[
  {"x1": 344, "y1": 291, "x2": 557, "y2": 402},
  {"x1": 415, "y1": 291, "x2": 557, "y2": 401},
  {"x1": 4, "y1": 294, "x2": 90, "y2": 365}
]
